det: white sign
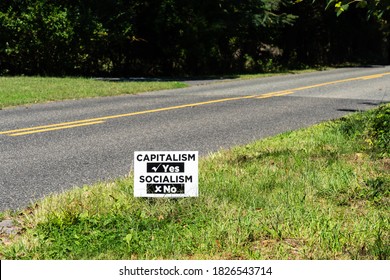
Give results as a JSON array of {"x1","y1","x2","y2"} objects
[{"x1": 134, "y1": 151, "x2": 198, "y2": 197}]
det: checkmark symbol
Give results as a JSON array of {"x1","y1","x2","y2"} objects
[{"x1": 151, "y1": 163, "x2": 162, "y2": 172}]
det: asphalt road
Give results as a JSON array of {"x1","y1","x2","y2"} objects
[{"x1": 1, "y1": 67, "x2": 389, "y2": 211}]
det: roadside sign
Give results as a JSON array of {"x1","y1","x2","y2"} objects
[{"x1": 134, "y1": 151, "x2": 198, "y2": 197}]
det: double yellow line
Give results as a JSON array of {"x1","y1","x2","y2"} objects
[
  {"x1": 0, "y1": 120, "x2": 106, "y2": 136},
  {"x1": 1, "y1": 72, "x2": 389, "y2": 137}
]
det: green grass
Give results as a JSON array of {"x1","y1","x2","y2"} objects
[
  {"x1": 0, "y1": 69, "x2": 329, "y2": 109},
  {"x1": 0, "y1": 77, "x2": 187, "y2": 109},
  {"x1": 0, "y1": 104, "x2": 388, "y2": 260}
]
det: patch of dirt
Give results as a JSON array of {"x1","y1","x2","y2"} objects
[{"x1": 0, "y1": 219, "x2": 21, "y2": 246}]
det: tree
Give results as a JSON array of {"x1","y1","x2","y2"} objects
[
  {"x1": 325, "y1": 0, "x2": 390, "y2": 63},
  {"x1": 0, "y1": 0, "x2": 388, "y2": 76},
  {"x1": 324, "y1": 0, "x2": 390, "y2": 18}
]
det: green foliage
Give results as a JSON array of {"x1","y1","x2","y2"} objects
[
  {"x1": 325, "y1": 0, "x2": 390, "y2": 19},
  {"x1": 283, "y1": 0, "x2": 387, "y2": 66},
  {"x1": 0, "y1": 1, "x2": 75, "y2": 74},
  {"x1": 336, "y1": 103, "x2": 390, "y2": 157},
  {"x1": 0, "y1": 0, "x2": 138, "y2": 75},
  {"x1": 0, "y1": 0, "x2": 388, "y2": 76},
  {"x1": 365, "y1": 104, "x2": 390, "y2": 157}
]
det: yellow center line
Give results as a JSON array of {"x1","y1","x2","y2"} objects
[
  {"x1": 292, "y1": 77, "x2": 361, "y2": 91},
  {"x1": 361, "y1": 74, "x2": 385, "y2": 80},
  {"x1": 94, "y1": 94, "x2": 258, "y2": 122},
  {"x1": 256, "y1": 90, "x2": 295, "y2": 99},
  {"x1": 1, "y1": 71, "x2": 389, "y2": 136},
  {"x1": 291, "y1": 73, "x2": 389, "y2": 91},
  {"x1": 0, "y1": 118, "x2": 107, "y2": 135},
  {"x1": 8, "y1": 121, "x2": 105, "y2": 136},
  {"x1": 0, "y1": 96, "x2": 257, "y2": 136}
]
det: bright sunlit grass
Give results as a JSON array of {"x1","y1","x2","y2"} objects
[{"x1": 0, "y1": 76, "x2": 187, "y2": 109}]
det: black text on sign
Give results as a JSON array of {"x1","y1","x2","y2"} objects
[{"x1": 134, "y1": 151, "x2": 198, "y2": 197}]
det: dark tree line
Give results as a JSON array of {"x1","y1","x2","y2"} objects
[{"x1": 0, "y1": 0, "x2": 388, "y2": 76}]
